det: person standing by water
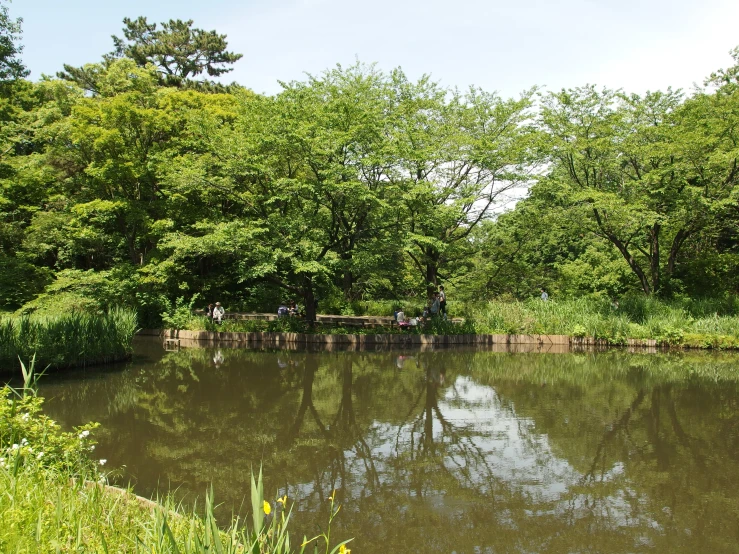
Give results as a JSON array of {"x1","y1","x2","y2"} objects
[
  {"x1": 438, "y1": 285, "x2": 447, "y2": 317},
  {"x1": 206, "y1": 303, "x2": 214, "y2": 321},
  {"x1": 213, "y1": 302, "x2": 225, "y2": 324}
]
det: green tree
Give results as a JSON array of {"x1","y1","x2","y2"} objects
[
  {"x1": 58, "y1": 17, "x2": 242, "y2": 93},
  {"x1": 0, "y1": 0, "x2": 27, "y2": 83},
  {"x1": 391, "y1": 72, "x2": 536, "y2": 296},
  {"x1": 539, "y1": 81, "x2": 739, "y2": 296},
  {"x1": 156, "y1": 64, "x2": 404, "y2": 320}
]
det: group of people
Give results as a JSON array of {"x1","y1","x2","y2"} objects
[
  {"x1": 206, "y1": 302, "x2": 225, "y2": 324},
  {"x1": 277, "y1": 300, "x2": 302, "y2": 317},
  {"x1": 394, "y1": 285, "x2": 448, "y2": 328}
]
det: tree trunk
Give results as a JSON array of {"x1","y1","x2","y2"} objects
[
  {"x1": 302, "y1": 274, "x2": 317, "y2": 327},
  {"x1": 649, "y1": 223, "x2": 661, "y2": 294},
  {"x1": 425, "y1": 259, "x2": 438, "y2": 298},
  {"x1": 593, "y1": 209, "x2": 652, "y2": 294},
  {"x1": 343, "y1": 269, "x2": 353, "y2": 301},
  {"x1": 666, "y1": 228, "x2": 691, "y2": 277}
]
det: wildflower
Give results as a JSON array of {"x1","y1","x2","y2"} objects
[
  {"x1": 277, "y1": 495, "x2": 287, "y2": 506},
  {"x1": 36, "y1": 452, "x2": 44, "y2": 460},
  {"x1": 11, "y1": 444, "x2": 19, "y2": 450},
  {"x1": 79, "y1": 430, "x2": 90, "y2": 439},
  {"x1": 99, "y1": 459, "x2": 107, "y2": 466},
  {"x1": 339, "y1": 545, "x2": 351, "y2": 554},
  {"x1": 20, "y1": 438, "x2": 28, "y2": 446},
  {"x1": 0, "y1": 458, "x2": 5, "y2": 469},
  {"x1": 21, "y1": 413, "x2": 30, "y2": 421},
  {"x1": 89, "y1": 445, "x2": 95, "y2": 451},
  {"x1": 263, "y1": 500, "x2": 271, "y2": 515}
]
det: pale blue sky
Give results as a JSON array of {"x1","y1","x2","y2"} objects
[{"x1": 13, "y1": 0, "x2": 739, "y2": 97}]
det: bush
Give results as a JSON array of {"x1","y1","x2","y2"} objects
[{"x1": 0, "y1": 386, "x2": 99, "y2": 476}]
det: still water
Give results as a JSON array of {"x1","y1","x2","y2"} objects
[{"x1": 39, "y1": 339, "x2": 739, "y2": 553}]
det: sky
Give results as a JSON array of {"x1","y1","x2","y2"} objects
[{"x1": 12, "y1": 0, "x2": 739, "y2": 98}]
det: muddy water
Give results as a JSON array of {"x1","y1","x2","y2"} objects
[{"x1": 39, "y1": 339, "x2": 739, "y2": 553}]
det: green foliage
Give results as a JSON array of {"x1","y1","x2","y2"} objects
[
  {"x1": 0, "y1": 0, "x2": 27, "y2": 82},
  {"x1": 58, "y1": 17, "x2": 242, "y2": 93},
  {"x1": 0, "y1": 253, "x2": 52, "y2": 309},
  {"x1": 161, "y1": 295, "x2": 201, "y2": 330},
  {"x1": 111, "y1": 17, "x2": 243, "y2": 84},
  {"x1": 0, "y1": 308, "x2": 138, "y2": 372},
  {"x1": 1, "y1": 4, "x2": 739, "y2": 327},
  {"x1": 0, "y1": 385, "x2": 99, "y2": 476},
  {"x1": 472, "y1": 297, "x2": 739, "y2": 346},
  {"x1": 0, "y1": 384, "x2": 352, "y2": 553}
]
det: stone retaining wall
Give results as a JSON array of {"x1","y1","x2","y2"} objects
[{"x1": 146, "y1": 329, "x2": 658, "y2": 350}]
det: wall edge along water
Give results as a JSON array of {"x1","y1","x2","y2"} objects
[{"x1": 142, "y1": 329, "x2": 664, "y2": 350}]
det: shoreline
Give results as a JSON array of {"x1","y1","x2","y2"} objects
[
  {"x1": 141, "y1": 328, "x2": 739, "y2": 351},
  {"x1": 144, "y1": 328, "x2": 674, "y2": 351},
  {"x1": 0, "y1": 352, "x2": 132, "y2": 377}
]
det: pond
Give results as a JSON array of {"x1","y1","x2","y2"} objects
[{"x1": 39, "y1": 338, "x2": 739, "y2": 553}]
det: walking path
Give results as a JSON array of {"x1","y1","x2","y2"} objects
[{"x1": 215, "y1": 312, "x2": 464, "y2": 328}]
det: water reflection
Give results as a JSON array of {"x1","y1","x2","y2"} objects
[{"x1": 39, "y1": 341, "x2": 739, "y2": 553}]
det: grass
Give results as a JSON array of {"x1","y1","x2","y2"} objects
[
  {"x1": 0, "y1": 465, "x2": 339, "y2": 553},
  {"x1": 0, "y1": 378, "x2": 352, "y2": 553},
  {"x1": 171, "y1": 295, "x2": 739, "y2": 348},
  {"x1": 0, "y1": 308, "x2": 138, "y2": 373},
  {"x1": 470, "y1": 296, "x2": 739, "y2": 347}
]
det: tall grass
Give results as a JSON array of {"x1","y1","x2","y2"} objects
[
  {"x1": 471, "y1": 296, "x2": 739, "y2": 345},
  {"x1": 0, "y1": 308, "x2": 138, "y2": 373},
  {"x1": 1, "y1": 383, "x2": 351, "y2": 553},
  {"x1": 0, "y1": 464, "x2": 330, "y2": 554}
]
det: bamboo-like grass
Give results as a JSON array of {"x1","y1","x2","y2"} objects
[{"x1": 0, "y1": 308, "x2": 138, "y2": 373}]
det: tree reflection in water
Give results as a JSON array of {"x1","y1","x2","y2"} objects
[{"x1": 39, "y1": 343, "x2": 739, "y2": 553}]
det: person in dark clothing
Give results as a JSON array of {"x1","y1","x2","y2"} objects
[{"x1": 438, "y1": 285, "x2": 447, "y2": 317}]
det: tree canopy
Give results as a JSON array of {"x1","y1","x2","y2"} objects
[
  {"x1": 0, "y1": 0, "x2": 27, "y2": 83},
  {"x1": 58, "y1": 16, "x2": 242, "y2": 94},
  {"x1": 2, "y1": 7, "x2": 739, "y2": 321}
]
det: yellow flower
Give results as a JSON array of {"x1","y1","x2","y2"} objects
[
  {"x1": 339, "y1": 545, "x2": 351, "y2": 554},
  {"x1": 277, "y1": 495, "x2": 287, "y2": 506},
  {"x1": 263, "y1": 500, "x2": 271, "y2": 515}
]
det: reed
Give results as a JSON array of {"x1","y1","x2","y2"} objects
[
  {"x1": 471, "y1": 297, "x2": 739, "y2": 346},
  {"x1": 0, "y1": 308, "x2": 138, "y2": 373}
]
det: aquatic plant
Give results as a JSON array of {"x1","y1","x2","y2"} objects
[{"x1": 0, "y1": 308, "x2": 138, "y2": 373}]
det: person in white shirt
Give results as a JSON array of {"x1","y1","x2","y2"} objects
[{"x1": 213, "y1": 302, "x2": 225, "y2": 324}]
